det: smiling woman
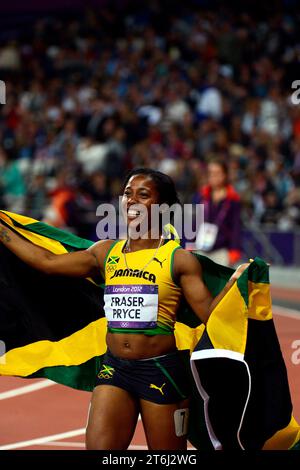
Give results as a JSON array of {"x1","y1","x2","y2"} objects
[
  {"x1": 121, "y1": 168, "x2": 180, "y2": 242},
  {"x1": 0, "y1": 167, "x2": 249, "y2": 450}
]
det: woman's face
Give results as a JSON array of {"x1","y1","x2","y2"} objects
[
  {"x1": 207, "y1": 163, "x2": 227, "y2": 189},
  {"x1": 122, "y1": 175, "x2": 160, "y2": 237}
]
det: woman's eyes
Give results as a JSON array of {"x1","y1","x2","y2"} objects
[{"x1": 124, "y1": 192, "x2": 149, "y2": 198}]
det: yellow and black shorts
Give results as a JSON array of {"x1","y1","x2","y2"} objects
[{"x1": 95, "y1": 349, "x2": 191, "y2": 405}]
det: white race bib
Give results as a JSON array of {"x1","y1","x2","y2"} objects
[
  {"x1": 195, "y1": 222, "x2": 219, "y2": 251},
  {"x1": 104, "y1": 284, "x2": 158, "y2": 329}
]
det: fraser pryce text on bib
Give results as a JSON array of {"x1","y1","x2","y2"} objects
[{"x1": 104, "y1": 284, "x2": 158, "y2": 328}]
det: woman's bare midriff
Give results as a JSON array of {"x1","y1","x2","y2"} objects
[{"x1": 106, "y1": 331, "x2": 177, "y2": 359}]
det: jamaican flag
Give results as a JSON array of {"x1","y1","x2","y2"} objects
[
  {"x1": 0, "y1": 210, "x2": 299, "y2": 450},
  {"x1": 190, "y1": 259, "x2": 300, "y2": 450},
  {"x1": 0, "y1": 210, "x2": 107, "y2": 390}
]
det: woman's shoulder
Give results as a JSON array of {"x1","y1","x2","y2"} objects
[
  {"x1": 88, "y1": 239, "x2": 119, "y2": 263},
  {"x1": 226, "y1": 185, "x2": 240, "y2": 202},
  {"x1": 173, "y1": 247, "x2": 203, "y2": 273},
  {"x1": 90, "y1": 239, "x2": 117, "y2": 250}
]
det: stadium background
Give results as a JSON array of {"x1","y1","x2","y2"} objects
[{"x1": 0, "y1": 0, "x2": 299, "y2": 450}]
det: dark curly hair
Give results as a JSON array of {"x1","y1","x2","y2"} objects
[{"x1": 122, "y1": 168, "x2": 181, "y2": 206}]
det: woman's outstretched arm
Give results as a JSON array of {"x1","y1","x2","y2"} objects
[
  {"x1": 0, "y1": 221, "x2": 111, "y2": 278},
  {"x1": 174, "y1": 249, "x2": 249, "y2": 324}
]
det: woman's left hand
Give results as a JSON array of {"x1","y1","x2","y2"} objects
[{"x1": 230, "y1": 263, "x2": 251, "y2": 281}]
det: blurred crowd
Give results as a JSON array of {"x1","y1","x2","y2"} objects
[{"x1": 0, "y1": 1, "x2": 300, "y2": 240}]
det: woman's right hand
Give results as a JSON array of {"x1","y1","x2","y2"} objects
[{"x1": 0, "y1": 221, "x2": 11, "y2": 243}]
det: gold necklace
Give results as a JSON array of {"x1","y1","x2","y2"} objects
[{"x1": 123, "y1": 236, "x2": 164, "y2": 273}]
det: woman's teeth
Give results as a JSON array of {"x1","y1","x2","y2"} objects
[{"x1": 128, "y1": 210, "x2": 140, "y2": 217}]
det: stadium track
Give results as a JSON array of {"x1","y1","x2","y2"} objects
[{"x1": 0, "y1": 285, "x2": 299, "y2": 450}]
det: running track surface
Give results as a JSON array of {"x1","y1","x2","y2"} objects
[{"x1": 0, "y1": 291, "x2": 299, "y2": 450}]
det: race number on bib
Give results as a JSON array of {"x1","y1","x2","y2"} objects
[{"x1": 104, "y1": 284, "x2": 158, "y2": 329}]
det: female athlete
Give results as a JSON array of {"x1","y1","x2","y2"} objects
[{"x1": 0, "y1": 168, "x2": 248, "y2": 450}]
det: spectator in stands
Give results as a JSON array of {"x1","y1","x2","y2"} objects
[
  {"x1": 0, "y1": 2, "x2": 299, "y2": 241},
  {"x1": 0, "y1": 145, "x2": 26, "y2": 213},
  {"x1": 193, "y1": 159, "x2": 242, "y2": 266}
]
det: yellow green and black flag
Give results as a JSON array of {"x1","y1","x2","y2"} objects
[
  {"x1": 189, "y1": 258, "x2": 300, "y2": 450},
  {"x1": 0, "y1": 210, "x2": 107, "y2": 390},
  {"x1": 0, "y1": 210, "x2": 299, "y2": 450}
]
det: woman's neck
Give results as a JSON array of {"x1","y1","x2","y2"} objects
[
  {"x1": 126, "y1": 234, "x2": 163, "y2": 252},
  {"x1": 211, "y1": 186, "x2": 227, "y2": 203}
]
